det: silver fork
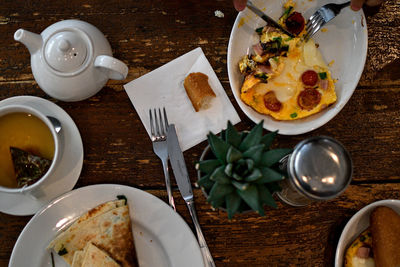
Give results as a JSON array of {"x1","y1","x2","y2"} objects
[
  {"x1": 304, "y1": 1, "x2": 350, "y2": 41},
  {"x1": 149, "y1": 108, "x2": 176, "y2": 210}
]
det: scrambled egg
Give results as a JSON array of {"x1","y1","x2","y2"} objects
[
  {"x1": 345, "y1": 229, "x2": 375, "y2": 267},
  {"x1": 238, "y1": 5, "x2": 336, "y2": 121}
]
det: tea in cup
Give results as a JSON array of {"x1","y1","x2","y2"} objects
[{"x1": 0, "y1": 104, "x2": 61, "y2": 196}]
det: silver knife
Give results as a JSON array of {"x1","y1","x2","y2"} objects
[
  {"x1": 246, "y1": 0, "x2": 294, "y2": 38},
  {"x1": 167, "y1": 124, "x2": 215, "y2": 267}
]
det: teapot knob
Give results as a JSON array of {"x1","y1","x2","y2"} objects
[
  {"x1": 44, "y1": 30, "x2": 87, "y2": 73},
  {"x1": 58, "y1": 39, "x2": 70, "y2": 52}
]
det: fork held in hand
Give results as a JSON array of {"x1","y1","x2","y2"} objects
[
  {"x1": 149, "y1": 107, "x2": 176, "y2": 210},
  {"x1": 304, "y1": 1, "x2": 350, "y2": 41}
]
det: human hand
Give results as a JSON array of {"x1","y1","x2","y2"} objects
[
  {"x1": 350, "y1": 0, "x2": 384, "y2": 11},
  {"x1": 233, "y1": 0, "x2": 247, "y2": 11}
]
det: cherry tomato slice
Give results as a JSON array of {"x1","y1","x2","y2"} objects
[
  {"x1": 298, "y1": 88, "x2": 321, "y2": 110},
  {"x1": 264, "y1": 91, "x2": 282, "y2": 112},
  {"x1": 286, "y1": 12, "x2": 305, "y2": 36},
  {"x1": 301, "y1": 70, "x2": 318, "y2": 86}
]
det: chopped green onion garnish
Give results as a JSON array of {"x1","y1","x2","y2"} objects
[
  {"x1": 279, "y1": 6, "x2": 293, "y2": 21},
  {"x1": 318, "y1": 72, "x2": 327, "y2": 80},
  {"x1": 255, "y1": 27, "x2": 263, "y2": 34},
  {"x1": 290, "y1": 112, "x2": 297, "y2": 118},
  {"x1": 254, "y1": 73, "x2": 268, "y2": 82},
  {"x1": 272, "y1": 37, "x2": 282, "y2": 47},
  {"x1": 272, "y1": 57, "x2": 279, "y2": 62}
]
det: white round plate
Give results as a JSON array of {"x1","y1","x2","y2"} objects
[
  {"x1": 0, "y1": 96, "x2": 83, "y2": 216},
  {"x1": 9, "y1": 184, "x2": 204, "y2": 267},
  {"x1": 227, "y1": 0, "x2": 368, "y2": 135},
  {"x1": 334, "y1": 199, "x2": 400, "y2": 266}
]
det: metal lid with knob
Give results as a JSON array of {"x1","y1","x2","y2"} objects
[{"x1": 287, "y1": 136, "x2": 353, "y2": 200}]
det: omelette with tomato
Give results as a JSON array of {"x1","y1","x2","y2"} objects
[{"x1": 238, "y1": 2, "x2": 336, "y2": 120}]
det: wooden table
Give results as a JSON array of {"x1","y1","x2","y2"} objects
[{"x1": 0, "y1": 0, "x2": 399, "y2": 266}]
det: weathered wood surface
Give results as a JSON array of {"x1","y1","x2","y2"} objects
[
  {"x1": 1, "y1": 184, "x2": 400, "y2": 266},
  {"x1": 0, "y1": 0, "x2": 399, "y2": 266}
]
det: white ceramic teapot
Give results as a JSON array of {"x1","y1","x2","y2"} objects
[{"x1": 14, "y1": 19, "x2": 128, "y2": 102}]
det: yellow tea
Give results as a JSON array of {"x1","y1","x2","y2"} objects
[{"x1": 0, "y1": 112, "x2": 54, "y2": 188}]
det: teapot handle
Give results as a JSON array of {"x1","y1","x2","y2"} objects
[{"x1": 94, "y1": 55, "x2": 128, "y2": 80}]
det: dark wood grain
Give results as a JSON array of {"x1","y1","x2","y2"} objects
[
  {"x1": 0, "y1": 0, "x2": 399, "y2": 266},
  {"x1": 1, "y1": 184, "x2": 400, "y2": 267}
]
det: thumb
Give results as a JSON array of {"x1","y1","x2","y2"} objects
[
  {"x1": 351, "y1": 0, "x2": 365, "y2": 11},
  {"x1": 233, "y1": 0, "x2": 248, "y2": 11}
]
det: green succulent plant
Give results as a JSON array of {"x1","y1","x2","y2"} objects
[{"x1": 196, "y1": 121, "x2": 292, "y2": 219}]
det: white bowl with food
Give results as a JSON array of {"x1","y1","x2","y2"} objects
[
  {"x1": 335, "y1": 199, "x2": 400, "y2": 267},
  {"x1": 227, "y1": 0, "x2": 367, "y2": 134}
]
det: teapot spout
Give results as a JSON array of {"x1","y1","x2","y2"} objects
[{"x1": 14, "y1": 29, "x2": 42, "y2": 54}]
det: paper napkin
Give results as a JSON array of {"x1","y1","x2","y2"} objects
[{"x1": 124, "y1": 47, "x2": 240, "y2": 151}]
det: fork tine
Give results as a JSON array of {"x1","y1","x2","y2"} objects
[
  {"x1": 307, "y1": 15, "x2": 323, "y2": 31},
  {"x1": 158, "y1": 108, "x2": 165, "y2": 136},
  {"x1": 305, "y1": 17, "x2": 316, "y2": 33},
  {"x1": 304, "y1": 32, "x2": 310, "y2": 42},
  {"x1": 308, "y1": 14, "x2": 320, "y2": 29},
  {"x1": 305, "y1": 15, "x2": 324, "y2": 41},
  {"x1": 305, "y1": 21, "x2": 312, "y2": 33},
  {"x1": 308, "y1": 13, "x2": 318, "y2": 24},
  {"x1": 154, "y1": 108, "x2": 160, "y2": 136},
  {"x1": 149, "y1": 109, "x2": 155, "y2": 136},
  {"x1": 163, "y1": 107, "x2": 169, "y2": 128},
  {"x1": 310, "y1": 23, "x2": 323, "y2": 38}
]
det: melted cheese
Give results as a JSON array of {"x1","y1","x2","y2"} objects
[
  {"x1": 253, "y1": 57, "x2": 299, "y2": 102},
  {"x1": 251, "y1": 40, "x2": 327, "y2": 103},
  {"x1": 303, "y1": 39, "x2": 327, "y2": 68}
]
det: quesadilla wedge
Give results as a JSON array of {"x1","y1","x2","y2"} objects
[
  {"x1": 48, "y1": 198, "x2": 138, "y2": 267},
  {"x1": 71, "y1": 251, "x2": 84, "y2": 267},
  {"x1": 80, "y1": 242, "x2": 120, "y2": 267}
]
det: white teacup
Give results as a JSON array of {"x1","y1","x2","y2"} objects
[{"x1": 0, "y1": 104, "x2": 62, "y2": 197}]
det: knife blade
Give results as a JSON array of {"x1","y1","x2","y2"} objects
[
  {"x1": 167, "y1": 124, "x2": 216, "y2": 267},
  {"x1": 246, "y1": 0, "x2": 294, "y2": 38},
  {"x1": 167, "y1": 124, "x2": 193, "y2": 202}
]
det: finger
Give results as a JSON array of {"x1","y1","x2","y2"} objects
[
  {"x1": 350, "y1": 0, "x2": 365, "y2": 11},
  {"x1": 365, "y1": 0, "x2": 384, "y2": 6},
  {"x1": 233, "y1": 0, "x2": 248, "y2": 11}
]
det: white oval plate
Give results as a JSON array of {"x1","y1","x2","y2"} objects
[
  {"x1": 9, "y1": 184, "x2": 204, "y2": 267},
  {"x1": 227, "y1": 0, "x2": 368, "y2": 135},
  {"x1": 334, "y1": 199, "x2": 400, "y2": 267}
]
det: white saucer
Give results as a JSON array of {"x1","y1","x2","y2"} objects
[{"x1": 0, "y1": 96, "x2": 83, "y2": 216}]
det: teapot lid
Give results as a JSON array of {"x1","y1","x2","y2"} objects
[{"x1": 44, "y1": 29, "x2": 90, "y2": 73}]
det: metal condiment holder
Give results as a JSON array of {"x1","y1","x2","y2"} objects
[{"x1": 276, "y1": 136, "x2": 353, "y2": 206}]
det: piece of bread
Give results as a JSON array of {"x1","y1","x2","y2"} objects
[
  {"x1": 184, "y1": 72, "x2": 216, "y2": 111},
  {"x1": 370, "y1": 206, "x2": 400, "y2": 267}
]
